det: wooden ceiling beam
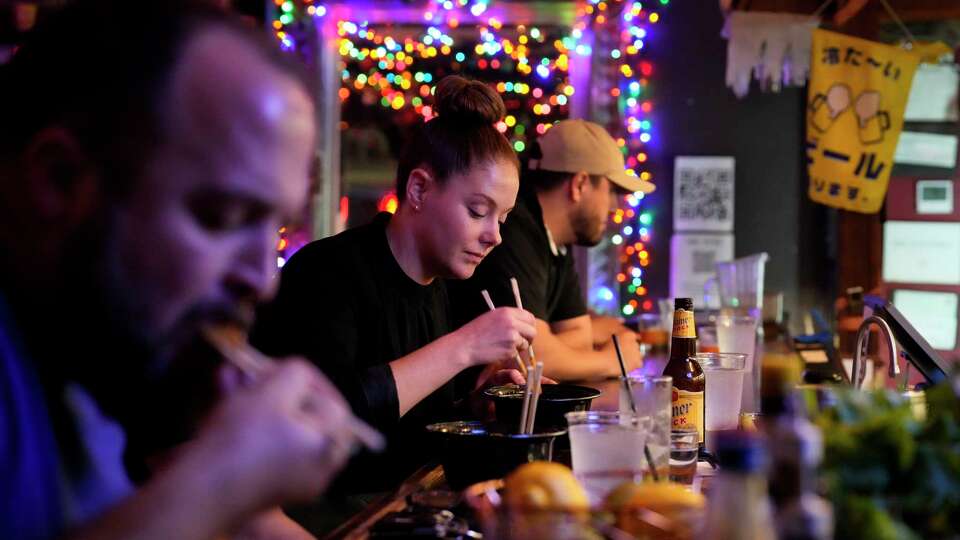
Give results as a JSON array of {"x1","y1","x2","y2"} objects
[{"x1": 728, "y1": 0, "x2": 960, "y2": 22}]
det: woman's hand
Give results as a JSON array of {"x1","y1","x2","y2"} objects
[
  {"x1": 467, "y1": 365, "x2": 557, "y2": 421},
  {"x1": 473, "y1": 364, "x2": 558, "y2": 391},
  {"x1": 454, "y1": 307, "x2": 536, "y2": 367}
]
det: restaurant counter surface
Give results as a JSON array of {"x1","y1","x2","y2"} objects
[{"x1": 323, "y1": 362, "x2": 715, "y2": 539}]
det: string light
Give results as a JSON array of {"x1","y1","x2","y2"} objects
[
  {"x1": 377, "y1": 191, "x2": 399, "y2": 214},
  {"x1": 271, "y1": 0, "x2": 667, "y2": 313},
  {"x1": 271, "y1": 1, "x2": 575, "y2": 158},
  {"x1": 574, "y1": 0, "x2": 667, "y2": 315}
]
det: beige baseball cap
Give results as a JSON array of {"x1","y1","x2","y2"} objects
[{"x1": 528, "y1": 119, "x2": 655, "y2": 194}]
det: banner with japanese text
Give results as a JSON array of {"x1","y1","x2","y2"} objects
[{"x1": 806, "y1": 29, "x2": 920, "y2": 213}]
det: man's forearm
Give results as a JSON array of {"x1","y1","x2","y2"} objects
[
  {"x1": 554, "y1": 326, "x2": 592, "y2": 350},
  {"x1": 589, "y1": 315, "x2": 630, "y2": 348},
  {"x1": 550, "y1": 314, "x2": 593, "y2": 351},
  {"x1": 535, "y1": 324, "x2": 619, "y2": 381},
  {"x1": 540, "y1": 346, "x2": 621, "y2": 381}
]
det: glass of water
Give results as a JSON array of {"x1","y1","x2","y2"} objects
[
  {"x1": 695, "y1": 352, "x2": 747, "y2": 453},
  {"x1": 565, "y1": 411, "x2": 650, "y2": 505},
  {"x1": 716, "y1": 314, "x2": 758, "y2": 412},
  {"x1": 619, "y1": 375, "x2": 671, "y2": 482}
]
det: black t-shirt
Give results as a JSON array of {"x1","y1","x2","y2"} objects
[
  {"x1": 447, "y1": 184, "x2": 587, "y2": 329},
  {"x1": 251, "y1": 213, "x2": 457, "y2": 492}
]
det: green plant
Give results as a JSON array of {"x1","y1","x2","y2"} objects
[{"x1": 814, "y1": 378, "x2": 960, "y2": 538}]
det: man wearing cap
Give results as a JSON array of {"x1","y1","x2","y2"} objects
[{"x1": 447, "y1": 119, "x2": 655, "y2": 380}]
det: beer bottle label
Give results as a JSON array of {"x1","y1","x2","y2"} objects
[
  {"x1": 672, "y1": 309, "x2": 696, "y2": 339},
  {"x1": 671, "y1": 387, "x2": 705, "y2": 443}
]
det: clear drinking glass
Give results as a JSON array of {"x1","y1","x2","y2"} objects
[
  {"x1": 637, "y1": 313, "x2": 669, "y2": 358},
  {"x1": 715, "y1": 314, "x2": 759, "y2": 412},
  {"x1": 695, "y1": 352, "x2": 747, "y2": 453},
  {"x1": 565, "y1": 411, "x2": 650, "y2": 505},
  {"x1": 699, "y1": 324, "x2": 720, "y2": 353},
  {"x1": 619, "y1": 375, "x2": 672, "y2": 482},
  {"x1": 670, "y1": 427, "x2": 699, "y2": 485}
]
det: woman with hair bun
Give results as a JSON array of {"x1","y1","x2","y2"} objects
[{"x1": 251, "y1": 75, "x2": 535, "y2": 493}]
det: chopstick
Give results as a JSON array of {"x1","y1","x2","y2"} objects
[
  {"x1": 480, "y1": 290, "x2": 528, "y2": 377},
  {"x1": 509, "y1": 278, "x2": 544, "y2": 435},
  {"x1": 508, "y1": 278, "x2": 538, "y2": 371},
  {"x1": 524, "y1": 361, "x2": 544, "y2": 434},
  {"x1": 509, "y1": 278, "x2": 524, "y2": 310},
  {"x1": 202, "y1": 326, "x2": 385, "y2": 453},
  {"x1": 481, "y1": 280, "x2": 542, "y2": 435},
  {"x1": 519, "y1": 373, "x2": 533, "y2": 434}
]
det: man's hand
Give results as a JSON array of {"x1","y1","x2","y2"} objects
[
  {"x1": 200, "y1": 359, "x2": 357, "y2": 512},
  {"x1": 590, "y1": 315, "x2": 631, "y2": 348},
  {"x1": 598, "y1": 330, "x2": 643, "y2": 374},
  {"x1": 229, "y1": 508, "x2": 315, "y2": 540},
  {"x1": 68, "y1": 360, "x2": 358, "y2": 540}
]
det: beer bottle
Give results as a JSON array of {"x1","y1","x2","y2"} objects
[{"x1": 663, "y1": 298, "x2": 705, "y2": 444}]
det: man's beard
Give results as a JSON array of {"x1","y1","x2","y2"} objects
[
  {"x1": 38, "y1": 216, "x2": 167, "y2": 425},
  {"x1": 571, "y1": 207, "x2": 605, "y2": 247},
  {"x1": 42, "y1": 215, "x2": 236, "y2": 473}
]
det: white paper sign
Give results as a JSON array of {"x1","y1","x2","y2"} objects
[
  {"x1": 882, "y1": 221, "x2": 960, "y2": 285},
  {"x1": 670, "y1": 232, "x2": 735, "y2": 307},
  {"x1": 894, "y1": 132, "x2": 958, "y2": 169},
  {"x1": 892, "y1": 289, "x2": 958, "y2": 350},
  {"x1": 904, "y1": 63, "x2": 959, "y2": 122},
  {"x1": 673, "y1": 156, "x2": 735, "y2": 232}
]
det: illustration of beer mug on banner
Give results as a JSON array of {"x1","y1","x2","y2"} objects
[
  {"x1": 854, "y1": 91, "x2": 890, "y2": 145},
  {"x1": 808, "y1": 83, "x2": 851, "y2": 133}
]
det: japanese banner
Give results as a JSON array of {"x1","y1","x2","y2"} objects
[{"x1": 806, "y1": 29, "x2": 921, "y2": 213}]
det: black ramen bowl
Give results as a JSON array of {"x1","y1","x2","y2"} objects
[
  {"x1": 484, "y1": 383, "x2": 602, "y2": 430},
  {"x1": 425, "y1": 421, "x2": 567, "y2": 489}
]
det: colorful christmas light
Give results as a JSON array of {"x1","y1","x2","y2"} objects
[
  {"x1": 271, "y1": 0, "x2": 667, "y2": 315},
  {"x1": 574, "y1": 0, "x2": 666, "y2": 316}
]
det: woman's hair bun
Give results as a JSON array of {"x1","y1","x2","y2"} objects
[{"x1": 433, "y1": 75, "x2": 506, "y2": 125}]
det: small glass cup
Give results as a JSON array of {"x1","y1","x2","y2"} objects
[{"x1": 669, "y1": 426, "x2": 699, "y2": 485}]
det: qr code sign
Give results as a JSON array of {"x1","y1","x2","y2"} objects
[
  {"x1": 673, "y1": 156, "x2": 735, "y2": 232},
  {"x1": 692, "y1": 250, "x2": 717, "y2": 273}
]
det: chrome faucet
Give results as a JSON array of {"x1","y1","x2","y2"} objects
[{"x1": 851, "y1": 316, "x2": 901, "y2": 390}]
